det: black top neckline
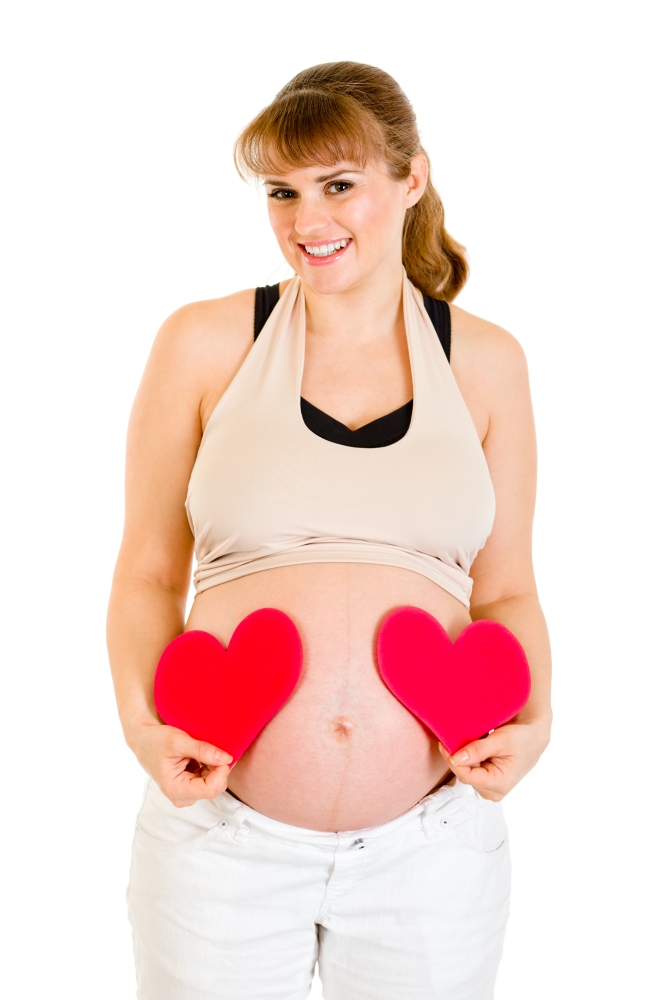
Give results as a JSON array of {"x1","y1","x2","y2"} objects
[
  {"x1": 300, "y1": 397, "x2": 414, "y2": 449},
  {"x1": 253, "y1": 283, "x2": 450, "y2": 449}
]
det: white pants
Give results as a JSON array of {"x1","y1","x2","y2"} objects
[{"x1": 128, "y1": 779, "x2": 511, "y2": 1000}]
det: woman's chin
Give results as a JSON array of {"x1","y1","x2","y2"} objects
[{"x1": 296, "y1": 259, "x2": 367, "y2": 296}]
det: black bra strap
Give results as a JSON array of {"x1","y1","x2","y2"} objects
[
  {"x1": 254, "y1": 283, "x2": 281, "y2": 341},
  {"x1": 422, "y1": 293, "x2": 451, "y2": 362},
  {"x1": 254, "y1": 283, "x2": 451, "y2": 361}
]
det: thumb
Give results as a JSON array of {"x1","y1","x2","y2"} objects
[
  {"x1": 176, "y1": 733, "x2": 233, "y2": 767},
  {"x1": 450, "y1": 734, "x2": 498, "y2": 767}
]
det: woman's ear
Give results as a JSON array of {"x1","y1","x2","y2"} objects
[{"x1": 404, "y1": 152, "x2": 429, "y2": 208}]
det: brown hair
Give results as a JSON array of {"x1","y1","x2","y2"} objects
[{"x1": 234, "y1": 62, "x2": 468, "y2": 301}]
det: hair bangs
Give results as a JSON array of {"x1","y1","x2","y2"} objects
[{"x1": 234, "y1": 89, "x2": 385, "y2": 179}]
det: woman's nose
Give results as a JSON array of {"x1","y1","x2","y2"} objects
[{"x1": 294, "y1": 196, "x2": 331, "y2": 237}]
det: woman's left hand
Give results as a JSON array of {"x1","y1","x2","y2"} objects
[{"x1": 438, "y1": 715, "x2": 551, "y2": 801}]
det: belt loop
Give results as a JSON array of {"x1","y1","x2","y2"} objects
[
  {"x1": 420, "y1": 806, "x2": 438, "y2": 841},
  {"x1": 421, "y1": 817, "x2": 437, "y2": 840},
  {"x1": 420, "y1": 788, "x2": 447, "y2": 840},
  {"x1": 220, "y1": 792, "x2": 251, "y2": 840},
  {"x1": 233, "y1": 824, "x2": 250, "y2": 844}
]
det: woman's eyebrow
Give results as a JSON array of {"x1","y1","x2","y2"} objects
[
  {"x1": 314, "y1": 169, "x2": 364, "y2": 183},
  {"x1": 263, "y1": 169, "x2": 365, "y2": 186}
]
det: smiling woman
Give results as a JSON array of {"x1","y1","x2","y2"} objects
[{"x1": 107, "y1": 61, "x2": 551, "y2": 1000}]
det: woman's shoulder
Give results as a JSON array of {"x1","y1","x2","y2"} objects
[
  {"x1": 448, "y1": 304, "x2": 531, "y2": 436},
  {"x1": 151, "y1": 286, "x2": 255, "y2": 377},
  {"x1": 139, "y1": 288, "x2": 258, "y2": 426},
  {"x1": 449, "y1": 303, "x2": 528, "y2": 384},
  {"x1": 155, "y1": 287, "x2": 256, "y2": 360}
]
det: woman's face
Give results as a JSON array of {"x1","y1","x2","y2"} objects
[{"x1": 263, "y1": 154, "x2": 428, "y2": 295}]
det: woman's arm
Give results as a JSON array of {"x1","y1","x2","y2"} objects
[
  {"x1": 107, "y1": 292, "x2": 254, "y2": 806},
  {"x1": 441, "y1": 310, "x2": 552, "y2": 800}
]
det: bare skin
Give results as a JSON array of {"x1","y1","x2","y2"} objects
[{"x1": 107, "y1": 155, "x2": 551, "y2": 831}]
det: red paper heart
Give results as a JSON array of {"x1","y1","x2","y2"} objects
[
  {"x1": 377, "y1": 607, "x2": 531, "y2": 755},
  {"x1": 154, "y1": 608, "x2": 302, "y2": 764}
]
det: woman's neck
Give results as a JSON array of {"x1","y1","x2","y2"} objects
[{"x1": 301, "y1": 256, "x2": 405, "y2": 349}]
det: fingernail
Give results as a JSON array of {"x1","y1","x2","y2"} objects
[
  {"x1": 451, "y1": 751, "x2": 469, "y2": 765},
  {"x1": 214, "y1": 750, "x2": 232, "y2": 764}
]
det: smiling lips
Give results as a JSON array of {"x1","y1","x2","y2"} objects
[{"x1": 298, "y1": 238, "x2": 352, "y2": 266}]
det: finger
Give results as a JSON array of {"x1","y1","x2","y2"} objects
[
  {"x1": 460, "y1": 763, "x2": 507, "y2": 800},
  {"x1": 438, "y1": 744, "x2": 482, "y2": 788},
  {"x1": 438, "y1": 742, "x2": 477, "y2": 774},
  {"x1": 171, "y1": 732, "x2": 233, "y2": 767},
  {"x1": 171, "y1": 762, "x2": 230, "y2": 800},
  {"x1": 450, "y1": 731, "x2": 508, "y2": 768},
  {"x1": 189, "y1": 765, "x2": 230, "y2": 798}
]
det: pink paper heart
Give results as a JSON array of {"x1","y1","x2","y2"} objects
[
  {"x1": 154, "y1": 608, "x2": 302, "y2": 764},
  {"x1": 377, "y1": 607, "x2": 531, "y2": 755}
]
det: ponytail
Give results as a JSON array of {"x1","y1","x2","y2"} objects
[{"x1": 403, "y1": 170, "x2": 468, "y2": 301}]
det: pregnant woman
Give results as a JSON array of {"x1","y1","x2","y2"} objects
[{"x1": 108, "y1": 62, "x2": 551, "y2": 1000}]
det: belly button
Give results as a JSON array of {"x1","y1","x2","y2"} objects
[{"x1": 331, "y1": 717, "x2": 354, "y2": 742}]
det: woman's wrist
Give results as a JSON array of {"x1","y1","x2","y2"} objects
[
  {"x1": 122, "y1": 711, "x2": 163, "y2": 752},
  {"x1": 515, "y1": 709, "x2": 552, "y2": 751},
  {"x1": 518, "y1": 706, "x2": 552, "y2": 726}
]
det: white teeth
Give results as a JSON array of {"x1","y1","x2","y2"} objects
[{"x1": 303, "y1": 239, "x2": 350, "y2": 256}]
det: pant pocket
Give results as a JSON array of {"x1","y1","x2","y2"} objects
[
  {"x1": 135, "y1": 780, "x2": 230, "y2": 850},
  {"x1": 442, "y1": 789, "x2": 509, "y2": 858}
]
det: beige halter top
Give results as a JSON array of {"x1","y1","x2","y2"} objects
[{"x1": 186, "y1": 272, "x2": 495, "y2": 608}]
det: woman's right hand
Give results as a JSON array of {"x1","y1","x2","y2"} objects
[{"x1": 129, "y1": 721, "x2": 233, "y2": 808}]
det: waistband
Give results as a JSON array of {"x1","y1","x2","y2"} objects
[{"x1": 212, "y1": 778, "x2": 478, "y2": 850}]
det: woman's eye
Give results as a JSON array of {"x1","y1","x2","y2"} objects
[
  {"x1": 269, "y1": 188, "x2": 296, "y2": 200},
  {"x1": 327, "y1": 181, "x2": 353, "y2": 194}
]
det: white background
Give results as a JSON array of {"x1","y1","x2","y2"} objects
[{"x1": 1, "y1": 2, "x2": 664, "y2": 997}]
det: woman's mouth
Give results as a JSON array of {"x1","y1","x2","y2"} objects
[{"x1": 298, "y1": 238, "x2": 352, "y2": 266}]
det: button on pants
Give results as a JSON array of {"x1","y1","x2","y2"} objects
[{"x1": 128, "y1": 779, "x2": 511, "y2": 999}]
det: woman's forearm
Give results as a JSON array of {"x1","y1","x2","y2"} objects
[
  {"x1": 107, "y1": 573, "x2": 232, "y2": 803},
  {"x1": 107, "y1": 575, "x2": 187, "y2": 749},
  {"x1": 470, "y1": 592, "x2": 552, "y2": 734}
]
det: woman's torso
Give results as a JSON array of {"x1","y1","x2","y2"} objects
[
  {"x1": 184, "y1": 276, "x2": 494, "y2": 831},
  {"x1": 187, "y1": 564, "x2": 470, "y2": 831}
]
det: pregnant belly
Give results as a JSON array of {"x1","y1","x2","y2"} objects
[{"x1": 185, "y1": 562, "x2": 471, "y2": 831}]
